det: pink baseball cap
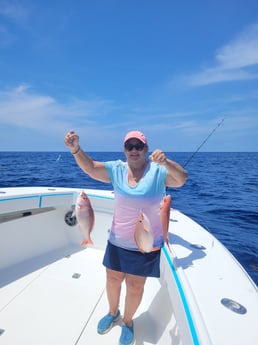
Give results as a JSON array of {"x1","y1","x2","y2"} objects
[{"x1": 124, "y1": 130, "x2": 147, "y2": 145}]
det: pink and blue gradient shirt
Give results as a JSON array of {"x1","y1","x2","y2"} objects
[{"x1": 104, "y1": 160, "x2": 168, "y2": 250}]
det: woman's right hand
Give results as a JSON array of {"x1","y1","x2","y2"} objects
[{"x1": 64, "y1": 130, "x2": 80, "y2": 152}]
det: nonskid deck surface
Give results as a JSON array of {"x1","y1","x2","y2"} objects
[
  {"x1": 0, "y1": 248, "x2": 106, "y2": 345},
  {"x1": 0, "y1": 247, "x2": 172, "y2": 345}
]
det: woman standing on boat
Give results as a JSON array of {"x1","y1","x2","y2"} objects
[{"x1": 64, "y1": 130, "x2": 187, "y2": 345}]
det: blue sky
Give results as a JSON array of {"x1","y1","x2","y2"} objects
[{"x1": 0, "y1": 0, "x2": 258, "y2": 152}]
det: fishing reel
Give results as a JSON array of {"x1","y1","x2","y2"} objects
[{"x1": 64, "y1": 208, "x2": 77, "y2": 226}]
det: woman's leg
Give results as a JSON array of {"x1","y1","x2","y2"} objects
[
  {"x1": 123, "y1": 273, "x2": 147, "y2": 325},
  {"x1": 106, "y1": 268, "x2": 125, "y2": 315}
]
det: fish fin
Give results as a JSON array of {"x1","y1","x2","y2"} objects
[
  {"x1": 138, "y1": 247, "x2": 146, "y2": 254},
  {"x1": 164, "y1": 240, "x2": 172, "y2": 253},
  {"x1": 81, "y1": 238, "x2": 94, "y2": 246},
  {"x1": 142, "y1": 212, "x2": 152, "y2": 232}
]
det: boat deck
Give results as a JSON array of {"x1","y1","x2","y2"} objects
[
  {"x1": 1, "y1": 187, "x2": 257, "y2": 345},
  {"x1": 0, "y1": 247, "x2": 171, "y2": 345}
]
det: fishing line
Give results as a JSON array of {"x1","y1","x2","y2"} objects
[
  {"x1": 183, "y1": 118, "x2": 225, "y2": 168},
  {"x1": 166, "y1": 118, "x2": 225, "y2": 238}
]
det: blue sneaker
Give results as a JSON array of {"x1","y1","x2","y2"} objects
[
  {"x1": 97, "y1": 310, "x2": 120, "y2": 334},
  {"x1": 119, "y1": 322, "x2": 135, "y2": 345}
]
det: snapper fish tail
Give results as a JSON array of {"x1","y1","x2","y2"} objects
[{"x1": 81, "y1": 237, "x2": 94, "y2": 246}]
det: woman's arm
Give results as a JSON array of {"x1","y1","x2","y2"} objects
[
  {"x1": 64, "y1": 130, "x2": 110, "y2": 183},
  {"x1": 149, "y1": 149, "x2": 188, "y2": 187}
]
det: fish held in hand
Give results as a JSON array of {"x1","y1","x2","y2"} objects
[
  {"x1": 134, "y1": 212, "x2": 154, "y2": 253},
  {"x1": 74, "y1": 192, "x2": 94, "y2": 246},
  {"x1": 160, "y1": 194, "x2": 172, "y2": 246}
]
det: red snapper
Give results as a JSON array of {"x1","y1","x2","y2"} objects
[
  {"x1": 160, "y1": 194, "x2": 171, "y2": 247},
  {"x1": 134, "y1": 212, "x2": 154, "y2": 253},
  {"x1": 74, "y1": 192, "x2": 94, "y2": 246}
]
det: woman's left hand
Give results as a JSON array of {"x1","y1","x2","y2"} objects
[{"x1": 149, "y1": 149, "x2": 167, "y2": 165}]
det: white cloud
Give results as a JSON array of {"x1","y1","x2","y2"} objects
[
  {"x1": 216, "y1": 23, "x2": 258, "y2": 69},
  {"x1": 183, "y1": 22, "x2": 258, "y2": 86},
  {"x1": 186, "y1": 67, "x2": 256, "y2": 86},
  {"x1": 1, "y1": 84, "x2": 257, "y2": 151},
  {"x1": 0, "y1": 84, "x2": 117, "y2": 135}
]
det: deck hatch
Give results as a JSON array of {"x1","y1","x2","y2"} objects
[
  {"x1": 72, "y1": 273, "x2": 81, "y2": 279},
  {"x1": 221, "y1": 298, "x2": 247, "y2": 314}
]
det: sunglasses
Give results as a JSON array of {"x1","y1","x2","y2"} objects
[{"x1": 124, "y1": 142, "x2": 145, "y2": 151}]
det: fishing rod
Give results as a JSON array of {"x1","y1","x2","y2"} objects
[{"x1": 183, "y1": 118, "x2": 225, "y2": 168}]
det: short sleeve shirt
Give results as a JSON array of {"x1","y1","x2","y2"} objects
[{"x1": 104, "y1": 160, "x2": 168, "y2": 250}]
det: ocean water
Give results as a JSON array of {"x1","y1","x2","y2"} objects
[{"x1": 0, "y1": 151, "x2": 257, "y2": 286}]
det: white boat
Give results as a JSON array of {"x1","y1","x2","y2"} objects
[{"x1": 0, "y1": 187, "x2": 257, "y2": 345}]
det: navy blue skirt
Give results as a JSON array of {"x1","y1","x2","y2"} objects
[{"x1": 102, "y1": 241, "x2": 161, "y2": 278}]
